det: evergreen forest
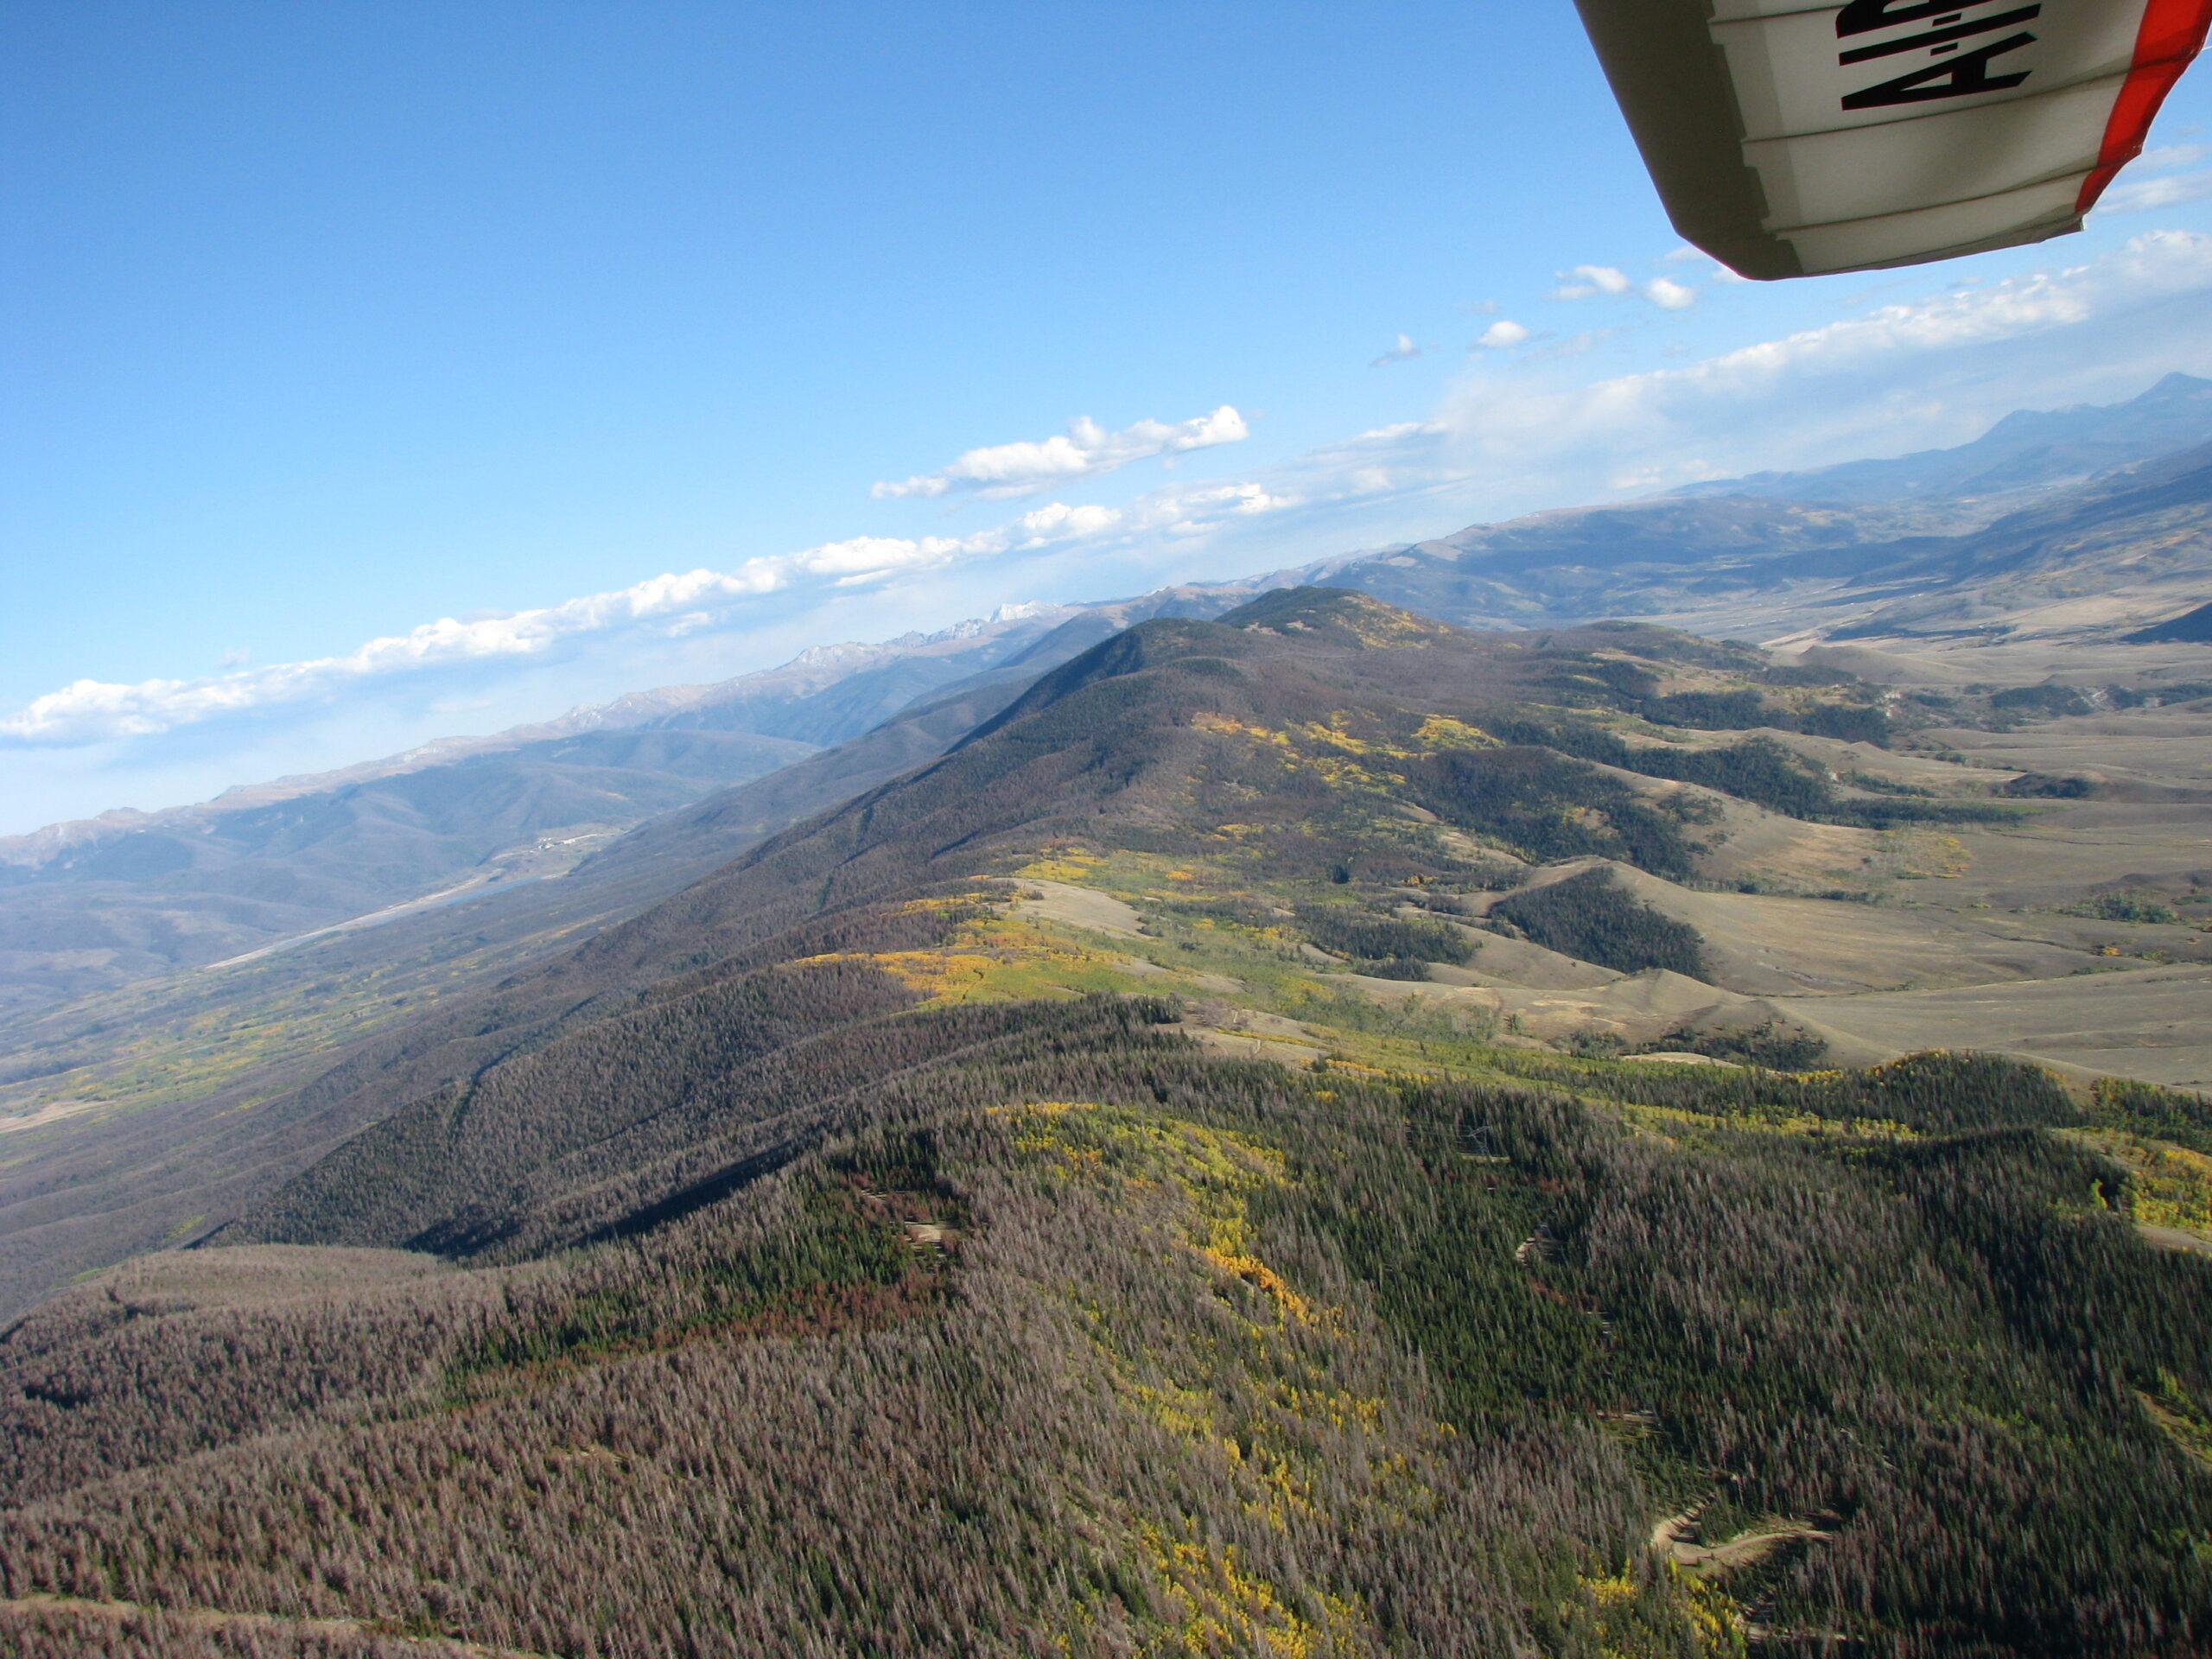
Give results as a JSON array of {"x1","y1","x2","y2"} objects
[{"x1": 3, "y1": 589, "x2": 2207, "y2": 1659}]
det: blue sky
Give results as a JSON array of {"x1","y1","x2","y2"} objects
[{"x1": 6, "y1": 1, "x2": 2212, "y2": 835}]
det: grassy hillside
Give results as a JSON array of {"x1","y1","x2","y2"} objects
[{"x1": 5, "y1": 589, "x2": 2209, "y2": 1656}]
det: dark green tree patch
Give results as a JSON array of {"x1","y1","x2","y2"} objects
[
  {"x1": 1488, "y1": 717, "x2": 2009, "y2": 828},
  {"x1": 1644, "y1": 1020, "x2": 1831, "y2": 1070},
  {"x1": 2091, "y1": 1076, "x2": 2212, "y2": 1153},
  {"x1": 2002, "y1": 771, "x2": 2097, "y2": 798},
  {"x1": 1491, "y1": 868, "x2": 1707, "y2": 978},
  {"x1": 1792, "y1": 701, "x2": 1891, "y2": 744},
  {"x1": 1409, "y1": 748, "x2": 1697, "y2": 877},
  {"x1": 1637, "y1": 688, "x2": 1771, "y2": 729},
  {"x1": 1991, "y1": 683, "x2": 2095, "y2": 717},
  {"x1": 1294, "y1": 905, "x2": 1474, "y2": 967}
]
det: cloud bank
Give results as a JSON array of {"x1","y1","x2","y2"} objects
[
  {"x1": 1306, "y1": 229, "x2": 2212, "y2": 516},
  {"x1": 3, "y1": 479, "x2": 1294, "y2": 747},
  {"x1": 870, "y1": 406, "x2": 1248, "y2": 499}
]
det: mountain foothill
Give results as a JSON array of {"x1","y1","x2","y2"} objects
[{"x1": 3, "y1": 379, "x2": 2212, "y2": 1657}]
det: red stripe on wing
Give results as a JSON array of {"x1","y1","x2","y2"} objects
[{"x1": 2077, "y1": 0, "x2": 2212, "y2": 211}]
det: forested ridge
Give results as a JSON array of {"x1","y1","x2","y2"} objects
[{"x1": 3, "y1": 589, "x2": 2208, "y2": 1658}]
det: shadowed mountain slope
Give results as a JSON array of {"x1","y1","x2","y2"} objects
[
  {"x1": 2130, "y1": 598, "x2": 2212, "y2": 642},
  {"x1": 0, "y1": 726, "x2": 814, "y2": 1015}
]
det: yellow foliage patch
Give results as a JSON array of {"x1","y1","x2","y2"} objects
[
  {"x1": 1414, "y1": 715, "x2": 1497, "y2": 750},
  {"x1": 2083, "y1": 1134, "x2": 2212, "y2": 1235},
  {"x1": 1191, "y1": 711, "x2": 1292, "y2": 746},
  {"x1": 1198, "y1": 1247, "x2": 1320, "y2": 1327},
  {"x1": 1134, "y1": 1525, "x2": 1369, "y2": 1657},
  {"x1": 1017, "y1": 848, "x2": 1105, "y2": 882}
]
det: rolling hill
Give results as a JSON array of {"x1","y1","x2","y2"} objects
[{"x1": 4, "y1": 589, "x2": 2209, "y2": 1657}]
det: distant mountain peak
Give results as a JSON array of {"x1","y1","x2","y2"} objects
[
  {"x1": 2144, "y1": 370, "x2": 2212, "y2": 397},
  {"x1": 1669, "y1": 371, "x2": 2212, "y2": 507}
]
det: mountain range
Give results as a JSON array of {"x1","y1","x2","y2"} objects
[
  {"x1": 3, "y1": 584, "x2": 2207, "y2": 1657},
  {"x1": 1672, "y1": 371, "x2": 2212, "y2": 504},
  {"x1": 5, "y1": 373, "x2": 2210, "y2": 1016}
]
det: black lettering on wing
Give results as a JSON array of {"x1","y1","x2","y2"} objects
[
  {"x1": 1839, "y1": 4, "x2": 2040, "y2": 64},
  {"x1": 1841, "y1": 31, "x2": 2037, "y2": 107},
  {"x1": 1836, "y1": 0, "x2": 1976, "y2": 36}
]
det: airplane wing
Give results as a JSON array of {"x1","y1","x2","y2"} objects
[{"x1": 1574, "y1": 0, "x2": 2212, "y2": 276}]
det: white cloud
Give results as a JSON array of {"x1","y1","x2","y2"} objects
[
  {"x1": 2134, "y1": 143, "x2": 2210, "y2": 170},
  {"x1": 1550, "y1": 264, "x2": 1632, "y2": 299},
  {"x1": 1553, "y1": 266, "x2": 1700, "y2": 308},
  {"x1": 2, "y1": 473, "x2": 1304, "y2": 747},
  {"x1": 1370, "y1": 334, "x2": 1422, "y2": 366},
  {"x1": 870, "y1": 405, "x2": 1248, "y2": 499},
  {"x1": 1476, "y1": 320, "x2": 1530, "y2": 348},
  {"x1": 1662, "y1": 245, "x2": 1706, "y2": 264},
  {"x1": 2094, "y1": 168, "x2": 2212, "y2": 214},
  {"x1": 3, "y1": 536, "x2": 1022, "y2": 745}
]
